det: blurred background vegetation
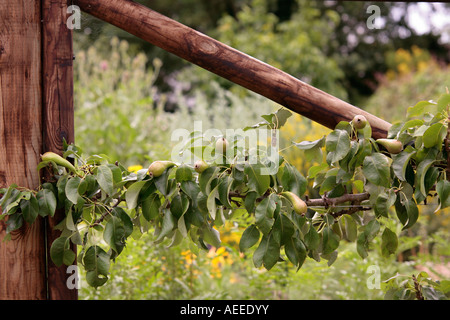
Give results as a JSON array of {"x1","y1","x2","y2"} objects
[{"x1": 73, "y1": 0, "x2": 450, "y2": 299}]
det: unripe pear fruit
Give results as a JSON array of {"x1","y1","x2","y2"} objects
[
  {"x1": 148, "y1": 161, "x2": 175, "y2": 178},
  {"x1": 194, "y1": 160, "x2": 209, "y2": 173},
  {"x1": 281, "y1": 191, "x2": 308, "y2": 215},
  {"x1": 376, "y1": 138, "x2": 403, "y2": 154},
  {"x1": 215, "y1": 137, "x2": 229, "y2": 154},
  {"x1": 41, "y1": 152, "x2": 77, "y2": 174},
  {"x1": 352, "y1": 115, "x2": 368, "y2": 130}
]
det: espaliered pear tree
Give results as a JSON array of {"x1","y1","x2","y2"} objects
[{"x1": 1, "y1": 94, "x2": 449, "y2": 294}]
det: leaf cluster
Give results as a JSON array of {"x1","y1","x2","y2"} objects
[{"x1": 1, "y1": 94, "x2": 449, "y2": 291}]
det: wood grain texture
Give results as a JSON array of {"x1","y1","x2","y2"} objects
[
  {"x1": 42, "y1": 0, "x2": 77, "y2": 300},
  {"x1": 0, "y1": 0, "x2": 46, "y2": 300},
  {"x1": 74, "y1": 0, "x2": 391, "y2": 139}
]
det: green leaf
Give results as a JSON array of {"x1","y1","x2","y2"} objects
[
  {"x1": 206, "y1": 185, "x2": 219, "y2": 220},
  {"x1": 244, "y1": 163, "x2": 270, "y2": 197},
  {"x1": 125, "y1": 181, "x2": 148, "y2": 210},
  {"x1": 325, "y1": 129, "x2": 351, "y2": 164},
  {"x1": 304, "y1": 223, "x2": 320, "y2": 251},
  {"x1": 362, "y1": 153, "x2": 391, "y2": 187},
  {"x1": 175, "y1": 164, "x2": 193, "y2": 182},
  {"x1": 407, "y1": 100, "x2": 436, "y2": 118},
  {"x1": 104, "y1": 216, "x2": 126, "y2": 254},
  {"x1": 322, "y1": 227, "x2": 340, "y2": 255},
  {"x1": 436, "y1": 180, "x2": 450, "y2": 212},
  {"x1": 244, "y1": 191, "x2": 258, "y2": 214},
  {"x1": 155, "y1": 209, "x2": 176, "y2": 242},
  {"x1": 343, "y1": 215, "x2": 357, "y2": 242},
  {"x1": 285, "y1": 237, "x2": 306, "y2": 269},
  {"x1": 0, "y1": 187, "x2": 20, "y2": 214},
  {"x1": 50, "y1": 237, "x2": 76, "y2": 267},
  {"x1": 5, "y1": 212, "x2": 23, "y2": 233},
  {"x1": 255, "y1": 195, "x2": 276, "y2": 234},
  {"x1": 171, "y1": 192, "x2": 190, "y2": 219},
  {"x1": 65, "y1": 176, "x2": 81, "y2": 205},
  {"x1": 402, "y1": 198, "x2": 419, "y2": 230},
  {"x1": 112, "y1": 207, "x2": 133, "y2": 238},
  {"x1": 36, "y1": 189, "x2": 57, "y2": 217},
  {"x1": 392, "y1": 149, "x2": 415, "y2": 181},
  {"x1": 293, "y1": 136, "x2": 325, "y2": 150},
  {"x1": 83, "y1": 245, "x2": 110, "y2": 288},
  {"x1": 218, "y1": 176, "x2": 234, "y2": 208},
  {"x1": 415, "y1": 158, "x2": 435, "y2": 197},
  {"x1": 202, "y1": 223, "x2": 221, "y2": 247},
  {"x1": 20, "y1": 194, "x2": 39, "y2": 224},
  {"x1": 374, "y1": 190, "x2": 396, "y2": 218},
  {"x1": 272, "y1": 108, "x2": 292, "y2": 128},
  {"x1": 239, "y1": 224, "x2": 260, "y2": 252},
  {"x1": 96, "y1": 165, "x2": 114, "y2": 196},
  {"x1": 364, "y1": 219, "x2": 380, "y2": 241},
  {"x1": 198, "y1": 166, "x2": 219, "y2": 195},
  {"x1": 436, "y1": 93, "x2": 450, "y2": 113},
  {"x1": 356, "y1": 233, "x2": 369, "y2": 259},
  {"x1": 281, "y1": 162, "x2": 307, "y2": 196},
  {"x1": 180, "y1": 180, "x2": 200, "y2": 202},
  {"x1": 141, "y1": 193, "x2": 160, "y2": 221},
  {"x1": 307, "y1": 163, "x2": 329, "y2": 179},
  {"x1": 356, "y1": 220, "x2": 379, "y2": 259},
  {"x1": 381, "y1": 227, "x2": 398, "y2": 257},
  {"x1": 423, "y1": 123, "x2": 446, "y2": 149},
  {"x1": 253, "y1": 233, "x2": 280, "y2": 270}
]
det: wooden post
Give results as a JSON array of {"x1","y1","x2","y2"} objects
[
  {"x1": 0, "y1": 0, "x2": 76, "y2": 300},
  {"x1": 0, "y1": 0, "x2": 47, "y2": 300},
  {"x1": 74, "y1": 0, "x2": 391, "y2": 139},
  {"x1": 42, "y1": 0, "x2": 77, "y2": 300}
]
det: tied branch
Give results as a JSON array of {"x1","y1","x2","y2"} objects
[{"x1": 229, "y1": 191, "x2": 371, "y2": 217}]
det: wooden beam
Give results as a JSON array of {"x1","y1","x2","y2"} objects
[
  {"x1": 0, "y1": 0, "x2": 47, "y2": 300},
  {"x1": 42, "y1": 0, "x2": 77, "y2": 300},
  {"x1": 74, "y1": 0, "x2": 391, "y2": 139}
]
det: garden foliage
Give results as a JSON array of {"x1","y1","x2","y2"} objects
[{"x1": 1, "y1": 94, "x2": 449, "y2": 299}]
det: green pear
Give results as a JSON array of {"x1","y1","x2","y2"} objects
[
  {"x1": 215, "y1": 137, "x2": 229, "y2": 154},
  {"x1": 41, "y1": 152, "x2": 77, "y2": 174},
  {"x1": 147, "y1": 160, "x2": 175, "y2": 178},
  {"x1": 281, "y1": 191, "x2": 308, "y2": 215},
  {"x1": 376, "y1": 138, "x2": 403, "y2": 154},
  {"x1": 194, "y1": 160, "x2": 209, "y2": 173},
  {"x1": 352, "y1": 115, "x2": 368, "y2": 130}
]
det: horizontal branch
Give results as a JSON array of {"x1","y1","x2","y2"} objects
[
  {"x1": 229, "y1": 191, "x2": 370, "y2": 208},
  {"x1": 305, "y1": 192, "x2": 370, "y2": 208}
]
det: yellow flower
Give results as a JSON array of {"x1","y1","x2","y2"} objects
[{"x1": 128, "y1": 165, "x2": 143, "y2": 173}]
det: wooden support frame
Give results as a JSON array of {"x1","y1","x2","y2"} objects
[
  {"x1": 0, "y1": 0, "x2": 76, "y2": 300},
  {"x1": 42, "y1": 0, "x2": 77, "y2": 300},
  {"x1": 74, "y1": 0, "x2": 392, "y2": 139},
  {"x1": 1, "y1": 0, "x2": 406, "y2": 300},
  {"x1": 0, "y1": 0, "x2": 47, "y2": 300}
]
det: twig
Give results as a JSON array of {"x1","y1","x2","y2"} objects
[
  {"x1": 90, "y1": 196, "x2": 123, "y2": 227},
  {"x1": 412, "y1": 275, "x2": 424, "y2": 300},
  {"x1": 229, "y1": 190, "x2": 370, "y2": 211}
]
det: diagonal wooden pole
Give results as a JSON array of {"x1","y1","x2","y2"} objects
[{"x1": 74, "y1": 0, "x2": 391, "y2": 139}]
